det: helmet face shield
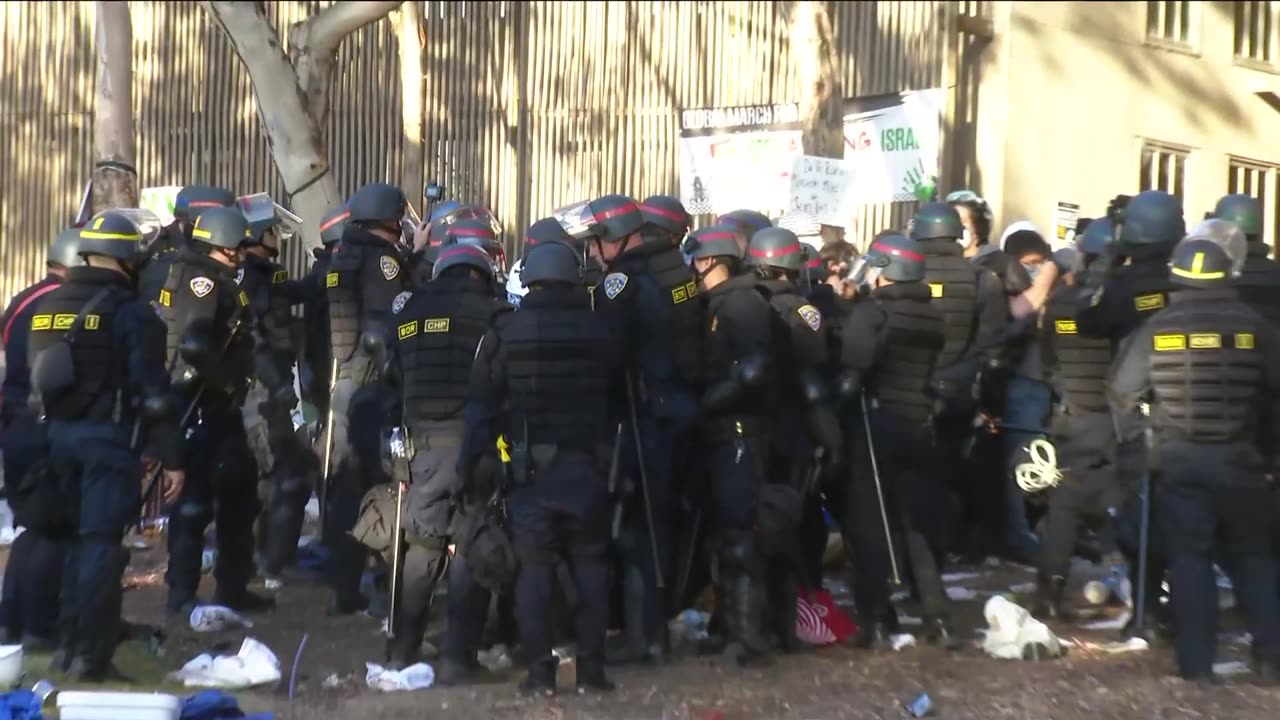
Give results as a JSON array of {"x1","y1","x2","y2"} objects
[{"x1": 1184, "y1": 218, "x2": 1247, "y2": 278}]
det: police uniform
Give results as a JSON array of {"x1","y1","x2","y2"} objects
[
  {"x1": 460, "y1": 241, "x2": 619, "y2": 694},
  {"x1": 159, "y1": 213, "x2": 260, "y2": 614},
  {"x1": 1108, "y1": 239, "x2": 1280, "y2": 681},
  {"x1": 31, "y1": 214, "x2": 182, "y2": 679},
  {"x1": 587, "y1": 194, "x2": 702, "y2": 662},
  {"x1": 386, "y1": 245, "x2": 510, "y2": 669},
  {"x1": 909, "y1": 204, "x2": 1009, "y2": 556},
  {"x1": 324, "y1": 184, "x2": 413, "y2": 612},
  {"x1": 1076, "y1": 191, "x2": 1184, "y2": 626},
  {"x1": 138, "y1": 185, "x2": 237, "y2": 305},
  {"x1": 237, "y1": 251, "x2": 316, "y2": 578},
  {"x1": 691, "y1": 222, "x2": 778, "y2": 661},
  {"x1": 1210, "y1": 193, "x2": 1280, "y2": 327},
  {"x1": 839, "y1": 235, "x2": 951, "y2": 645},
  {"x1": 298, "y1": 205, "x2": 346, "y2": 418},
  {"x1": 0, "y1": 268, "x2": 64, "y2": 645}
]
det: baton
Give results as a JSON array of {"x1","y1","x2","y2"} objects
[
  {"x1": 625, "y1": 372, "x2": 665, "y2": 589},
  {"x1": 861, "y1": 392, "x2": 902, "y2": 586}
]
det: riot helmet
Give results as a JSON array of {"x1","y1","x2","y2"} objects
[
  {"x1": 524, "y1": 216, "x2": 572, "y2": 253},
  {"x1": 1116, "y1": 190, "x2": 1184, "y2": 256},
  {"x1": 521, "y1": 240, "x2": 583, "y2": 288},
  {"x1": 432, "y1": 243, "x2": 494, "y2": 281},
  {"x1": 1210, "y1": 193, "x2": 1262, "y2": 239},
  {"x1": 1168, "y1": 238, "x2": 1233, "y2": 290},
  {"x1": 639, "y1": 195, "x2": 691, "y2": 241},
  {"x1": 347, "y1": 182, "x2": 407, "y2": 225},
  {"x1": 444, "y1": 218, "x2": 505, "y2": 274},
  {"x1": 587, "y1": 194, "x2": 646, "y2": 243},
  {"x1": 1076, "y1": 217, "x2": 1113, "y2": 257},
  {"x1": 48, "y1": 227, "x2": 82, "y2": 269},
  {"x1": 1183, "y1": 218, "x2": 1247, "y2": 279},
  {"x1": 174, "y1": 185, "x2": 235, "y2": 222},
  {"x1": 910, "y1": 202, "x2": 965, "y2": 241},
  {"x1": 686, "y1": 225, "x2": 743, "y2": 261},
  {"x1": 77, "y1": 211, "x2": 144, "y2": 262},
  {"x1": 848, "y1": 233, "x2": 926, "y2": 287},
  {"x1": 190, "y1": 206, "x2": 252, "y2": 250},
  {"x1": 745, "y1": 227, "x2": 805, "y2": 273},
  {"x1": 319, "y1": 205, "x2": 349, "y2": 246},
  {"x1": 717, "y1": 209, "x2": 772, "y2": 256}
]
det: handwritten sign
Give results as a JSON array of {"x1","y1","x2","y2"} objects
[{"x1": 788, "y1": 155, "x2": 855, "y2": 226}]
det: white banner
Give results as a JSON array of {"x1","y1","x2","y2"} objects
[
  {"x1": 788, "y1": 155, "x2": 855, "y2": 227},
  {"x1": 842, "y1": 88, "x2": 945, "y2": 204},
  {"x1": 678, "y1": 103, "x2": 803, "y2": 217},
  {"x1": 139, "y1": 185, "x2": 183, "y2": 227}
]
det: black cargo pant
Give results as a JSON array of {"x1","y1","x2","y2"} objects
[{"x1": 1038, "y1": 410, "x2": 1121, "y2": 578}]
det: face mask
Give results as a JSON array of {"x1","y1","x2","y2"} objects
[
  {"x1": 1022, "y1": 262, "x2": 1042, "y2": 282},
  {"x1": 958, "y1": 228, "x2": 972, "y2": 247}
]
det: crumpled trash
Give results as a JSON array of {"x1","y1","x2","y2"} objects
[
  {"x1": 890, "y1": 634, "x2": 916, "y2": 651},
  {"x1": 477, "y1": 645, "x2": 512, "y2": 672},
  {"x1": 365, "y1": 662, "x2": 434, "y2": 692},
  {"x1": 171, "y1": 638, "x2": 282, "y2": 689},
  {"x1": 0, "y1": 689, "x2": 41, "y2": 720},
  {"x1": 670, "y1": 609, "x2": 710, "y2": 642},
  {"x1": 0, "y1": 527, "x2": 22, "y2": 546},
  {"x1": 189, "y1": 605, "x2": 253, "y2": 632},
  {"x1": 1212, "y1": 661, "x2": 1250, "y2": 676},
  {"x1": 980, "y1": 596, "x2": 1064, "y2": 660},
  {"x1": 1079, "y1": 611, "x2": 1131, "y2": 631},
  {"x1": 945, "y1": 586, "x2": 978, "y2": 601},
  {"x1": 304, "y1": 498, "x2": 320, "y2": 523},
  {"x1": 180, "y1": 690, "x2": 274, "y2": 719}
]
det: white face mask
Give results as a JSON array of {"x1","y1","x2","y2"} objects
[{"x1": 957, "y1": 228, "x2": 972, "y2": 247}]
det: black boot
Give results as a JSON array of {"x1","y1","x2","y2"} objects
[
  {"x1": 575, "y1": 658, "x2": 616, "y2": 694},
  {"x1": 214, "y1": 588, "x2": 277, "y2": 614},
  {"x1": 773, "y1": 575, "x2": 800, "y2": 653},
  {"x1": 521, "y1": 657, "x2": 557, "y2": 696},
  {"x1": 1032, "y1": 572, "x2": 1071, "y2": 620},
  {"x1": 735, "y1": 577, "x2": 772, "y2": 668},
  {"x1": 923, "y1": 616, "x2": 960, "y2": 650},
  {"x1": 435, "y1": 657, "x2": 473, "y2": 687}
]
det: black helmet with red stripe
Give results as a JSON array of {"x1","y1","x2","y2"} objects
[
  {"x1": 586, "y1": 194, "x2": 645, "y2": 242},
  {"x1": 319, "y1": 204, "x2": 349, "y2": 246},
  {"x1": 174, "y1": 185, "x2": 236, "y2": 222},
  {"x1": 524, "y1": 216, "x2": 572, "y2": 253},
  {"x1": 443, "y1": 218, "x2": 506, "y2": 274},
  {"x1": 639, "y1": 195, "x2": 691, "y2": 241},
  {"x1": 745, "y1": 227, "x2": 804, "y2": 273},
  {"x1": 433, "y1": 242, "x2": 495, "y2": 280},
  {"x1": 687, "y1": 224, "x2": 742, "y2": 261},
  {"x1": 857, "y1": 233, "x2": 926, "y2": 283}
]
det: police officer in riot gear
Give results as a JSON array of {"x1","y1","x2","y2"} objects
[
  {"x1": 298, "y1": 204, "x2": 347, "y2": 418},
  {"x1": 639, "y1": 195, "x2": 692, "y2": 248},
  {"x1": 1108, "y1": 237, "x2": 1280, "y2": 683},
  {"x1": 31, "y1": 212, "x2": 184, "y2": 680},
  {"x1": 0, "y1": 227, "x2": 77, "y2": 647},
  {"x1": 384, "y1": 242, "x2": 511, "y2": 672},
  {"x1": 1077, "y1": 190, "x2": 1184, "y2": 628},
  {"x1": 688, "y1": 224, "x2": 779, "y2": 665},
  {"x1": 908, "y1": 202, "x2": 1009, "y2": 557},
  {"x1": 461, "y1": 240, "x2": 620, "y2": 695},
  {"x1": 745, "y1": 226, "x2": 840, "y2": 650},
  {"x1": 585, "y1": 194, "x2": 701, "y2": 663},
  {"x1": 506, "y1": 218, "x2": 576, "y2": 308},
  {"x1": 160, "y1": 207, "x2": 269, "y2": 616},
  {"x1": 325, "y1": 182, "x2": 414, "y2": 613},
  {"x1": 140, "y1": 185, "x2": 237, "y2": 304},
  {"x1": 1034, "y1": 218, "x2": 1121, "y2": 618},
  {"x1": 237, "y1": 212, "x2": 316, "y2": 581},
  {"x1": 839, "y1": 234, "x2": 952, "y2": 647},
  {"x1": 1210, "y1": 193, "x2": 1280, "y2": 326}
]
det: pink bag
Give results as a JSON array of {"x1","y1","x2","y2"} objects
[{"x1": 796, "y1": 587, "x2": 858, "y2": 645}]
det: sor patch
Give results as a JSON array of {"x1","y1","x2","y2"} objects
[
  {"x1": 31, "y1": 314, "x2": 52, "y2": 331},
  {"x1": 325, "y1": 272, "x2": 339, "y2": 288},
  {"x1": 423, "y1": 318, "x2": 451, "y2": 333},
  {"x1": 928, "y1": 283, "x2": 944, "y2": 299},
  {"x1": 1153, "y1": 334, "x2": 1187, "y2": 351},
  {"x1": 398, "y1": 321, "x2": 418, "y2": 340},
  {"x1": 671, "y1": 280, "x2": 699, "y2": 305},
  {"x1": 1054, "y1": 319, "x2": 1077, "y2": 334},
  {"x1": 1134, "y1": 293, "x2": 1165, "y2": 312}
]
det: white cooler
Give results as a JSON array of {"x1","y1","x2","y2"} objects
[{"x1": 57, "y1": 691, "x2": 181, "y2": 720}]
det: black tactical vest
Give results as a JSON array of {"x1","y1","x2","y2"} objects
[
  {"x1": 638, "y1": 245, "x2": 704, "y2": 385},
  {"x1": 239, "y1": 255, "x2": 294, "y2": 353},
  {"x1": 1146, "y1": 291, "x2": 1267, "y2": 443},
  {"x1": 1098, "y1": 261, "x2": 1174, "y2": 352},
  {"x1": 500, "y1": 291, "x2": 610, "y2": 449},
  {"x1": 326, "y1": 230, "x2": 409, "y2": 373},
  {"x1": 918, "y1": 239, "x2": 980, "y2": 370},
  {"x1": 759, "y1": 279, "x2": 828, "y2": 374},
  {"x1": 701, "y1": 275, "x2": 776, "y2": 422},
  {"x1": 1238, "y1": 250, "x2": 1280, "y2": 328},
  {"x1": 1042, "y1": 282, "x2": 1111, "y2": 413},
  {"x1": 29, "y1": 269, "x2": 130, "y2": 422},
  {"x1": 159, "y1": 252, "x2": 250, "y2": 387},
  {"x1": 867, "y1": 285, "x2": 945, "y2": 426},
  {"x1": 396, "y1": 277, "x2": 506, "y2": 423}
]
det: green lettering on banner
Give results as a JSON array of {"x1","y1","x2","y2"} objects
[{"x1": 880, "y1": 127, "x2": 920, "y2": 152}]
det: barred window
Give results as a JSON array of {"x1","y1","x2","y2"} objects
[
  {"x1": 1228, "y1": 158, "x2": 1279, "y2": 250},
  {"x1": 1234, "y1": 1, "x2": 1277, "y2": 66},
  {"x1": 1139, "y1": 142, "x2": 1189, "y2": 203},
  {"x1": 1146, "y1": 1, "x2": 1195, "y2": 46}
]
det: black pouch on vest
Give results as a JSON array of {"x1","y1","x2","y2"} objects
[{"x1": 31, "y1": 287, "x2": 113, "y2": 405}]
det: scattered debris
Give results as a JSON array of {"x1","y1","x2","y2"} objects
[
  {"x1": 904, "y1": 691, "x2": 933, "y2": 717},
  {"x1": 172, "y1": 638, "x2": 282, "y2": 689},
  {"x1": 945, "y1": 587, "x2": 978, "y2": 601},
  {"x1": 189, "y1": 605, "x2": 253, "y2": 633},
  {"x1": 890, "y1": 634, "x2": 916, "y2": 652},
  {"x1": 366, "y1": 662, "x2": 434, "y2": 692},
  {"x1": 980, "y1": 596, "x2": 1063, "y2": 660}
]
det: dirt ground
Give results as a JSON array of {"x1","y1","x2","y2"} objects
[{"x1": 9, "y1": 535, "x2": 1280, "y2": 720}]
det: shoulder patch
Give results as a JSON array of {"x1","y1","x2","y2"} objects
[
  {"x1": 928, "y1": 283, "x2": 944, "y2": 299},
  {"x1": 1054, "y1": 319, "x2": 1077, "y2": 335},
  {"x1": 603, "y1": 272, "x2": 629, "y2": 300},
  {"x1": 672, "y1": 280, "x2": 698, "y2": 305},
  {"x1": 797, "y1": 304, "x2": 822, "y2": 331},
  {"x1": 380, "y1": 255, "x2": 401, "y2": 281},
  {"x1": 391, "y1": 291, "x2": 412, "y2": 314},
  {"x1": 272, "y1": 269, "x2": 288, "y2": 284},
  {"x1": 189, "y1": 276, "x2": 215, "y2": 298},
  {"x1": 325, "y1": 272, "x2": 339, "y2": 288},
  {"x1": 234, "y1": 268, "x2": 244, "y2": 285},
  {"x1": 423, "y1": 318, "x2": 451, "y2": 333},
  {"x1": 1134, "y1": 293, "x2": 1165, "y2": 312}
]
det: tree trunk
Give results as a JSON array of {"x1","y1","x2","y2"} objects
[
  {"x1": 203, "y1": 0, "x2": 398, "y2": 246},
  {"x1": 91, "y1": 0, "x2": 138, "y2": 213},
  {"x1": 392, "y1": 2, "x2": 425, "y2": 213},
  {"x1": 793, "y1": 0, "x2": 843, "y2": 159}
]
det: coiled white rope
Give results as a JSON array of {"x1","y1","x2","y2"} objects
[{"x1": 1015, "y1": 437, "x2": 1062, "y2": 493}]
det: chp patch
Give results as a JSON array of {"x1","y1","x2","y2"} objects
[
  {"x1": 234, "y1": 268, "x2": 244, "y2": 285},
  {"x1": 797, "y1": 304, "x2": 822, "y2": 331},
  {"x1": 380, "y1": 255, "x2": 401, "y2": 281},
  {"x1": 391, "y1": 291, "x2": 412, "y2": 314},
  {"x1": 603, "y1": 272, "x2": 628, "y2": 299},
  {"x1": 189, "y1": 276, "x2": 215, "y2": 298}
]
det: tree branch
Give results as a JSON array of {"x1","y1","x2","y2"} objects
[{"x1": 289, "y1": 0, "x2": 401, "y2": 128}]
